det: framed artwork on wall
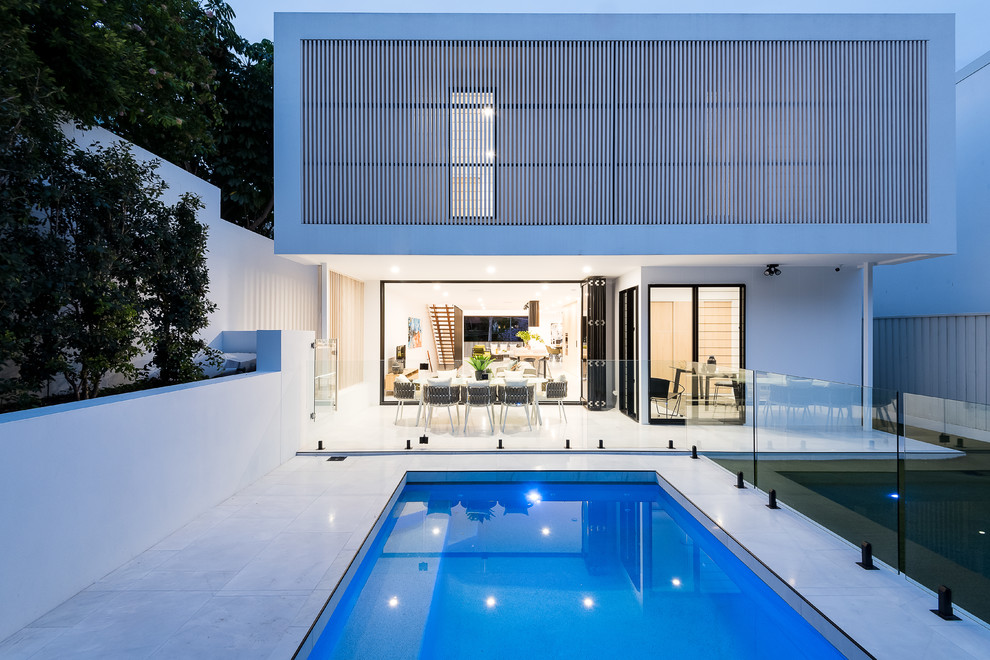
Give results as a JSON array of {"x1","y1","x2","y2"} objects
[{"x1": 408, "y1": 317, "x2": 422, "y2": 348}]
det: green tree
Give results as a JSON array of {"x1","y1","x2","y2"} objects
[
  {"x1": 142, "y1": 193, "x2": 219, "y2": 385},
  {"x1": 43, "y1": 143, "x2": 183, "y2": 399},
  {"x1": 212, "y1": 38, "x2": 274, "y2": 235},
  {"x1": 0, "y1": 7, "x2": 70, "y2": 403},
  {"x1": 15, "y1": 0, "x2": 276, "y2": 235}
]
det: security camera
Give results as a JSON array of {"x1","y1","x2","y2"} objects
[{"x1": 835, "y1": 267, "x2": 841, "y2": 272}]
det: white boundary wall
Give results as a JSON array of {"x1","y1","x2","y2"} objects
[{"x1": 0, "y1": 330, "x2": 314, "y2": 641}]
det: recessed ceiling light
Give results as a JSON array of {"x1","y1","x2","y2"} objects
[
  {"x1": 542, "y1": 284, "x2": 548, "y2": 290},
  {"x1": 485, "y1": 596, "x2": 496, "y2": 608},
  {"x1": 433, "y1": 283, "x2": 441, "y2": 290},
  {"x1": 583, "y1": 597, "x2": 594, "y2": 609},
  {"x1": 388, "y1": 596, "x2": 399, "y2": 608},
  {"x1": 443, "y1": 291, "x2": 449, "y2": 297},
  {"x1": 582, "y1": 266, "x2": 592, "y2": 274},
  {"x1": 671, "y1": 578, "x2": 682, "y2": 587},
  {"x1": 390, "y1": 265, "x2": 399, "y2": 274},
  {"x1": 486, "y1": 266, "x2": 496, "y2": 274},
  {"x1": 541, "y1": 527, "x2": 551, "y2": 536}
]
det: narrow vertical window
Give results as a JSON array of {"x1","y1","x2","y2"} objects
[{"x1": 450, "y1": 91, "x2": 495, "y2": 219}]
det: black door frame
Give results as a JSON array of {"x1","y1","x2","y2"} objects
[
  {"x1": 646, "y1": 284, "x2": 746, "y2": 425},
  {"x1": 618, "y1": 286, "x2": 638, "y2": 421}
]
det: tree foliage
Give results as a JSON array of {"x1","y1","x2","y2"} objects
[
  {"x1": 212, "y1": 38, "x2": 274, "y2": 235},
  {"x1": 1, "y1": 1, "x2": 223, "y2": 405},
  {"x1": 8, "y1": 0, "x2": 275, "y2": 235}
]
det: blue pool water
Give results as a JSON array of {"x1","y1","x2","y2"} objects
[{"x1": 299, "y1": 474, "x2": 849, "y2": 659}]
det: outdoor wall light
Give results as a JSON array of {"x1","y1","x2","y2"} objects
[{"x1": 763, "y1": 264, "x2": 781, "y2": 277}]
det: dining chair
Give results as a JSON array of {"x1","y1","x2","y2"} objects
[
  {"x1": 649, "y1": 377, "x2": 683, "y2": 419},
  {"x1": 393, "y1": 380, "x2": 422, "y2": 425},
  {"x1": 463, "y1": 383, "x2": 495, "y2": 435},
  {"x1": 543, "y1": 379, "x2": 568, "y2": 422},
  {"x1": 423, "y1": 380, "x2": 458, "y2": 432},
  {"x1": 500, "y1": 384, "x2": 533, "y2": 432}
]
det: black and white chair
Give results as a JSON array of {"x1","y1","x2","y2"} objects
[
  {"x1": 500, "y1": 383, "x2": 532, "y2": 432},
  {"x1": 543, "y1": 377, "x2": 568, "y2": 422},
  {"x1": 423, "y1": 380, "x2": 459, "y2": 433},
  {"x1": 649, "y1": 377, "x2": 683, "y2": 419},
  {"x1": 463, "y1": 383, "x2": 495, "y2": 435},
  {"x1": 393, "y1": 379, "x2": 422, "y2": 425}
]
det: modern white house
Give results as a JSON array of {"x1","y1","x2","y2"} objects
[
  {"x1": 273, "y1": 12, "x2": 956, "y2": 424},
  {"x1": 8, "y1": 12, "x2": 990, "y2": 659}
]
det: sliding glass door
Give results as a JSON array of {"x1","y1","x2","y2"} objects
[{"x1": 648, "y1": 285, "x2": 744, "y2": 424}]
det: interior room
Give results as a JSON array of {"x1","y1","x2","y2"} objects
[{"x1": 381, "y1": 281, "x2": 583, "y2": 404}]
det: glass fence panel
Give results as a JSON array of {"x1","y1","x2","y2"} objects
[
  {"x1": 902, "y1": 393, "x2": 990, "y2": 624},
  {"x1": 744, "y1": 376, "x2": 901, "y2": 569},
  {"x1": 313, "y1": 338, "x2": 337, "y2": 419}
]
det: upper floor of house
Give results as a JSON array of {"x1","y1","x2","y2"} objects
[{"x1": 274, "y1": 13, "x2": 955, "y2": 263}]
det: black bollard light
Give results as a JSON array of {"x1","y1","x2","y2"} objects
[
  {"x1": 735, "y1": 471, "x2": 746, "y2": 489},
  {"x1": 565, "y1": 439, "x2": 570, "y2": 449},
  {"x1": 767, "y1": 489, "x2": 780, "y2": 509},
  {"x1": 405, "y1": 439, "x2": 412, "y2": 450},
  {"x1": 931, "y1": 585, "x2": 960, "y2": 620},
  {"x1": 598, "y1": 439, "x2": 605, "y2": 449},
  {"x1": 939, "y1": 433, "x2": 950, "y2": 444},
  {"x1": 317, "y1": 440, "x2": 324, "y2": 451},
  {"x1": 857, "y1": 541, "x2": 878, "y2": 570},
  {"x1": 498, "y1": 438, "x2": 503, "y2": 449},
  {"x1": 419, "y1": 434, "x2": 429, "y2": 445},
  {"x1": 691, "y1": 445, "x2": 699, "y2": 459},
  {"x1": 668, "y1": 440, "x2": 675, "y2": 450}
]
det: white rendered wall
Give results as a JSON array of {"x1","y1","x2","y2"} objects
[
  {"x1": 0, "y1": 331, "x2": 313, "y2": 642},
  {"x1": 875, "y1": 55, "x2": 988, "y2": 316},
  {"x1": 639, "y1": 265, "x2": 864, "y2": 391}
]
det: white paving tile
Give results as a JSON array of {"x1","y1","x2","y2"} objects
[{"x1": 4, "y1": 450, "x2": 989, "y2": 659}]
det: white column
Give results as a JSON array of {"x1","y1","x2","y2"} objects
[
  {"x1": 862, "y1": 262, "x2": 874, "y2": 388},
  {"x1": 319, "y1": 263, "x2": 330, "y2": 341}
]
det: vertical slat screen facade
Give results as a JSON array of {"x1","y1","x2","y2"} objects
[
  {"x1": 327, "y1": 270, "x2": 364, "y2": 390},
  {"x1": 300, "y1": 39, "x2": 929, "y2": 226}
]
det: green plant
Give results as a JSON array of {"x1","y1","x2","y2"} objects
[
  {"x1": 466, "y1": 354, "x2": 494, "y2": 372},
  {"x1": 516, "y1": 331, "x2": 543, "y2": 344}
]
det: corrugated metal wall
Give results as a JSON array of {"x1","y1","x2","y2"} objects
[
  {"x1": 300, "y1": 39, "x2": 928, "y2": 226},
  {"x1": 874, "y1": 315, "x2": 990, "y2": 403}
]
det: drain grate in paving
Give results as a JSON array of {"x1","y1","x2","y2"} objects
[{"x1": 326, "y1": 456, "x2": 347, "y2": 462}]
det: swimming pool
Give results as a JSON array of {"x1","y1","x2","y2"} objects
[{"x1": 295, "y1": 472, "x2": 861, "y2": 659}]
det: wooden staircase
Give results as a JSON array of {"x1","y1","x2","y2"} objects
[{"x1": 428, "y1": 304, "x2": 461, "y2": 369}]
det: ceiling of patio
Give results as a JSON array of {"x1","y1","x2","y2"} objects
[{"x1": 282, "y1": 252, "x2": 935, "y2": 282}]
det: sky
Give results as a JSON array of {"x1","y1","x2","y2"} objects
[{"x1": 225, "y1": 0, "x2": 990, "y2": 71}]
